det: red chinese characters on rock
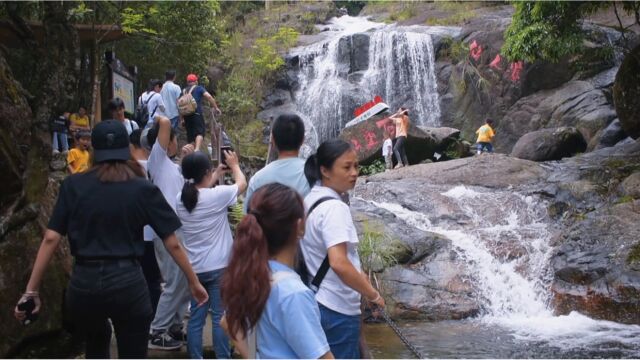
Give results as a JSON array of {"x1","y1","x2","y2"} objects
[
  {"x1": 363, "y1": 130, "x2": 378, "y2": 150},
  {"x1": 510, "y1": 61, "x2": 524, "y2": 82},
  {"x1": 351, "y1": 139, "x2": 362, "y2": 152},
  {"x1": 470, "y1": 40, "x2": 483, "y2": 61},
  {"x1": 490, "y1": 54, "x2": 502, "y2": 70}
]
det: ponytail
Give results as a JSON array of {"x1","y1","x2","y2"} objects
[
  {"x1": 180, "y1": 152, "x2": 212, "y2": 213},
  {"x1": 304, "y1": 139, "x2": 352, "y2": 187},
  {"x1": 181, "y1": 181, "x2": 199, "y2": 213},
  {"x1": 221, "y1": 183, "x2": 304, "y2": 340},
  {"x1": 304, "y1": 154, "x2": 320, "y2": 187},
  {"x1": 221, "y1": 213, "x2": 271, "y2": 340}
]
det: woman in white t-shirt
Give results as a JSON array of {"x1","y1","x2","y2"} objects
[
  {"x1": 301, "y1": 139, "x2": 386, "y2": 359},
  {"x1": 176, "y1": 150, "x2": 247, "y2": 359}
]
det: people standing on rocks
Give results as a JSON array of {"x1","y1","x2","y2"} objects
[
  {"x1": 67, "y1": 130, "x2": 91, "y2": 174},
  {"x1": 108, "y1": 97, "x2": 138, "y2": 135},
  {"x1": 177, "y1": 150, "x2": 246, "y2": 359},
  {"x1": 162, "y1": 70, "x2": 182, "y2": 130},
  {"x1": 146, "y1": 115, "x2": 194, "y2": 350},
  {"x1": 389, "y1": 108, "x2": 410, "y2": 168},
  {"x1": 145, "y1": 79, "x2": 168, "y2": 131},
  {"x1": 181, "y1": 74, "x2": 222, "y2": 152},
  {"x1": 50, "y1": 111, "x2": 70, "y2": 155},
  {"x1": 244, "y1": 113, "x2": 309, "y2": 213},
  {"x1": 69, "y1": 106, "x2": 91, "y2": 136},
  {"x1": 14, "y1": 120, "x2": 207, "y2": 359},
  {"x1": 302, "y1": 139, "x2": 386, "y2": 358},
  {"x1": 221, "y1": 183, "x2": 333, "y2": 359},
  {"x1": 130, "y1": 128, "x2": 162, "y2": 317},
  {"x1": 382, "y1": 129, "x2": 393, "y2": 171},
  {"x1": 475, "y1": 118, "x2": 496, "y2": 154}
]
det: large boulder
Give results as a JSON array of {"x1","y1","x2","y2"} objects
[
  {"x1": 587, "y1": 118, "x2": 627, "y2": 151},
  {"x1": 339, "y1": 114, "x2": 461, "y2": 165},
  {"x1": 510, "y1": 127, "x2": 587, "y2": 161},
  {"x1": 613, "y1": 44, "x2": 640, "y2": 139},
  {"x1": 551, "y1": 200, "x2": 640, "y2": 324}
]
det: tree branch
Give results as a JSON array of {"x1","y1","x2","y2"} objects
[{"x1": 613, "y1": 1, "x2": 629, "y2": 49}]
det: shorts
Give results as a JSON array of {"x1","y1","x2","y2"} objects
[{"x1": 184, "y1": 113, "x2": 206, "y2": 143}]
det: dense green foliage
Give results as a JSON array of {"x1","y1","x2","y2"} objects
[
  {"x1": 359, "y1": 159, "x2": 386, "y2": 176},
  {"x1": 503, "y1": 1, "x2": 640, "y2": 63}
]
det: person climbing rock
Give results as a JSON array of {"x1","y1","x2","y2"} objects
[{"x1": 476, "y1": 119, "x2": 496, "y2": 154}]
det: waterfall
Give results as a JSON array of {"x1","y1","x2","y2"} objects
[
  {"x1": 362, "y1": 31, "x2": 441, "y2": 127},
  {"x1": 293, "y1": 17, "x2": 441, "y2": 144}
]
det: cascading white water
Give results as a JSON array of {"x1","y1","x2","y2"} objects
[
  {"x1": 361, "y1": 31, "x2": 440, "y2": 127},
  {"x1": 294, "y1": 16, "x2": 441, "y2": 143},
  {"x1": 364, "y1": 185, "x2": 640, "y2": 353}
]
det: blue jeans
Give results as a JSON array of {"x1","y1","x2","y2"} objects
[
  {"x1": 170, "y1": 116, "x2": 180, "y2": 130},
  {"x1": 477, "y1": 142, "x2": 493, "y2": 153},
  {"x1": 319, "y1": 303, "x2": 361, "y2": 359},
  {"x1": 187, "y1": 268, "x2": 230, "y2": 359},
  {"x1": 52, "y1": 131, "x2": 69, "y2": 152}
]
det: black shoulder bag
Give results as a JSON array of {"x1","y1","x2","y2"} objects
[{"x1": 294, "y1": 196, "x2": 338, "y2": 292}]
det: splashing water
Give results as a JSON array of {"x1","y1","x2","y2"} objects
[{"x1": 362, "y1": 185, "x2": 640, "y2": 355}]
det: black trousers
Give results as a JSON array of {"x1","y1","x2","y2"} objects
[
  {"x1": 140, "y1": 241, "x2": 162, "y2": 316},
  {"x1": 393, "y1": 136, "x2": 409, "y2": 166},
  {"x1": 66, "y1": 259, "x2": 153, "y2": 359}
]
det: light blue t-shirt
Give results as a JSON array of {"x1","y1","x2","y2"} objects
[
  {"x1": 257, "y1": 260, "x2": 330, "y2": 359},
  {"x1": 161, "y1": 80, "x2": 181, "y2": 119},
  {"x1": 244, "y1": 157, "x2": 310, "y2": 213}
]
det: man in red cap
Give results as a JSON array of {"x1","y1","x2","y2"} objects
[{"x1": 180, "y1": 74, "x2": 222, "y2": 152}]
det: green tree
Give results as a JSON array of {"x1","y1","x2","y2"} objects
[{"x1": 502, "y1": 1, "x2": 640, "y2": 63}]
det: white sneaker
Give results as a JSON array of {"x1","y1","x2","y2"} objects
[
  {"x1": 394, "y1": 164, "x2": 403, "y2": 169},
  {"x1": 52, "y1": 149, "x2": 60, "y2": 155}
]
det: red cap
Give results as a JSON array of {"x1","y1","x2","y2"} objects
[{"x1": 186, "y1": 74, "x2": 198, "y2": 82}]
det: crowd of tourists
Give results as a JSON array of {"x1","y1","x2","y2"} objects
[
  {"x1": 15, "y1": 67, "x2": 387, "y2": 359},
  {"x1": 17, "y1": 66, "x2": 497, "y2": 359}
]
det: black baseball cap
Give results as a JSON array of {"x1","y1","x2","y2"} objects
[{"x1": 91, "y1": 120, "x2": 131, "y2": 163}]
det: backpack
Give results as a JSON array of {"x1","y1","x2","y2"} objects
[
  {"x1": 134, "y1": 92, "x2": 157, "y2": 128},
  {"x1": 177, "y1": 86, "x2": 198, "y2": 116},
  {"x1": 124, "y1": 119, "x2": 139, "y2": 134},
  {"x1": 294, "y1": 196, "x2": 339, "y2": 291}
]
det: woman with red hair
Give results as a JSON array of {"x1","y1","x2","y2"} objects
[{"x1": 221, "y1": 183, "x2": 333, "y2": 359}]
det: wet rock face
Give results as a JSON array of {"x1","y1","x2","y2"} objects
[
  {"x1": 551, "y1": 200, "x2": 640, "y2": 324},
  {"x1": 350, "y1": 198, "x2": 480, "y2": 320},
  {"x1": 510, "y1": 127, "x2": 587, "y2": 162},
  {"x1": 613, "y1": 43, "x2": 640, "y2": 139}
]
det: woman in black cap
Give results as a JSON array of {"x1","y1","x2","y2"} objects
[{"x1": 14, "y1": 120, "x2": 207, "y2": 358}]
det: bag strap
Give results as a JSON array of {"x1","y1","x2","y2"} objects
[{"x1": 306, "y1": 196, "x2": 340, "y2": 292}]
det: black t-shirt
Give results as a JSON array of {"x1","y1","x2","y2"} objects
[
  {"x1": 48, "y1": 171, "x2": 181, "y2": 259},
  {"x1": 50, "y1": 115, "x2": 70, "y2": 133}
]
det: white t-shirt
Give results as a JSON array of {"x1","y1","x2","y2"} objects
[
  {"x1": 176, "y1": 184, "x2": 238, "y2": 273},
  {"x1": 124, "y1": 118, "x2": 139, "y2": 135},
  {"x1": 147, "y1": 92, "x2": 166, "y2": 125},
  {"x1": 301, "y1": 185, "x2": 362, "y2": 316},
  {"x1": 137, "y1": 159, "x2": 154, "y2": 242},
  {"x1": 382, "y1": 138, "x2": 392, "y2": 157},
  {"x1": 147, "y1": 142, "x2": 183, "y2": 239}
]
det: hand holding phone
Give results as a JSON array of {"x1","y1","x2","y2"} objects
[
  {"x1": 220, "y1": 146, "x2": 233, "y2": 166},
  {"x1": 16, "y1": 297, "x2": 39, "y2": 325}
]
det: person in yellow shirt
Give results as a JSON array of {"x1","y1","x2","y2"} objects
[
  {"x1": 67, "y1": 130, "x2": 91, "y2": 174},
  {"x1": 475, "y1": 119, "x2": 496, "y2": 154},
  {"x1": 70, "y1": 106, "x2": 91, "y2": 134}
]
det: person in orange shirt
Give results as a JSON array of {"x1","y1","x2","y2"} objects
[
  {"x1": 69, "y1": 106, "x2": 91, "y2": 138},
  {"x1": 475, "y1": 119, "x2": 496, "y2": 154},
  {"x1": 67, "y1": 130, "x2": 91, "y2": 174},
  {"x1": 388, "y1": 107, "x2": 410, "y2": 168}
]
